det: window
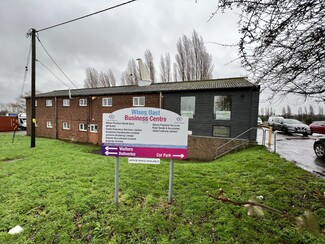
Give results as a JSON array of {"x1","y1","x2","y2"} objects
[
  {"x1": 35, "y1": 100, "x2": 37, "y2": 106},
  {"x1": 133, "y1": 97, "x2": 145, "y2": 106},
  {"x1": 79, "y1": 123, "x2": 87, "y2": 131},
  {"x1": 102, "y1": 97, "x2": 112, "y2": 107},
  {"x1": 214, "y1": 96, "x2": 232, "y2": 120},
  {"x1": 213, "y1": 126, "x2": 230, "y2": 137},
  {"x1": 90, "y1": 124, "x2": 97, "y2": 133},
  {"x1": 79, "y1": 98, "x2": 87, "y2": 106},
  {"x1": 63, "y1": 122, "x2": 70, "y2": 130},
  {"x1": 181, "y1": 96, "x2": 196, "y2": 119},
  {"x1": 46, "y1": 121, "x2": 52, "y2": 128},
  {"x1": 63, "y1": 99, "x2": 70, "y2": 107},
  {"x1": 46, "y1": 99, "x2": 53, "y2": 107}
]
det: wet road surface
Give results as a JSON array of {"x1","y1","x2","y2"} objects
[{"x1": 257, "y1": 128, "x2": 325, "y2": 178}]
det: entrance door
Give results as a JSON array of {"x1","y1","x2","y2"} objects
[{"x1": 88, "y1": 124, "x2": 98, "y2": 144}]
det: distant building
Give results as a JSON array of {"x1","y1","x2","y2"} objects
[{"x1": 26, "y1": 77, "x2": 260, "y2": 151}]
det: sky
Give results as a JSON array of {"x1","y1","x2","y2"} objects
[{"x1": 0, "y1": 0, "x2": 321, "y2": 114}]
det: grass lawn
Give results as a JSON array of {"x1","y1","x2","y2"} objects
[{"x1": 0, "y1": 133, "x2": 324, "y2": 243}]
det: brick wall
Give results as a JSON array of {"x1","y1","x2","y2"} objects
[
  {"x1": 187, "y1": 135, "x2": 249, "y2": 161},
  {"x1": 27, "y1": 94, "x2": 161, "y2": 144}
]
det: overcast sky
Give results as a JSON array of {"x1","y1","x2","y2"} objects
[{"x1": 0, "y1": 0, "x2": 320, "y2": 114}]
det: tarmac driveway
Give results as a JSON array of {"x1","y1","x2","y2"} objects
[{"x1": 257, "y1": 128, "x2": 325, "y2": 178}]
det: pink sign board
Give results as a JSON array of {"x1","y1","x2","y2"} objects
[{"x1": 102, "y1": 107, "x2": 188, "y2": 159}]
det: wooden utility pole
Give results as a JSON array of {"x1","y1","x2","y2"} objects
[{"x1": 31, "y1": 28, "x2": 36, "y2": 148}]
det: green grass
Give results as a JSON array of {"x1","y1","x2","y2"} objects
[{"x1": 0, "y1": 133, "x2": 324, "y2": 243}]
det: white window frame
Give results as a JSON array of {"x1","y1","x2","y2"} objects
[
  {"x1": 46, "y1": 121, "x2": 52, "y2": 128},
  {"x1": 46, "y1": 99, "x2": 53, "y2": 107},
  {"x1": 63, "y1": 99, "x2": 70, "y2": 107},
  {"x1": 79, "y1": 98, "x2": 87, "y2": 107},
  {"x1": 102, "y1": 97, "x2": 113, "y2": 107},
  {"x1": 63, "y1": 122, "x2": 70, "y2": 130},
  {"x1": 133, "y1": 97, "x2": 145, "y2": 106},
  {"x1": 180, "y1": 96, "x2": 196, "y2": 119},
  {"x1": 79, "y1": 123, "x2": 87, "y2": 131},
  {"x1": 89, "y1": 124, "x2": 97, "y2": 133},
  {"x1": 214, "y1": 96, "x2": 232, "y2": 120}
]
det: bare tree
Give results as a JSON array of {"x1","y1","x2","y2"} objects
[
  {"x1": 175, "y1": 30, "x2": 214, "y2": 81},
  {"x1": 175, "y1": 37, "x2": 187, "y2": 81},
  {"x1": 160, "y1": 53, "x2": 172, "y2": 82},
  {"x1": 282, "y1": 107, "x2": 286, "y2": 117},
  {"x1": 215, "y1": 0, "x2": 325, "y2": 101},
  {"x1": 309, "y1": 104, "x2": 314, "y2": 116},
  {"x1": 191, "y1": 30, "x2": 214, "y2": 80},
  {"x1": 121, "y1": 59, "x2": 140, "y2": 85},
  {"x1": 144, "y1": 49, "x2": 156, "y2": 83},
  {"x1": 173, "y1": 62, "x2": 178, "y2": 82},
  {"x1": 84, "y1": 67, "x2": 99, "y2": 88},
  {"x1": 260, "y1": 107, "x2": 264, "y2": 116},
  {"x1": 99, "y1": 69, "x2": 116, "y2": 87},
  {"x1": 286, "y1": 105, "x2": 292, "y2": 117}
]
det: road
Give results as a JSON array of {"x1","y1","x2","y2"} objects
[{"x1": 257, "y1": 128, "x2": 325, "y2": 178}]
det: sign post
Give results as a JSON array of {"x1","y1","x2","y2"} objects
[
  {"x1": 114, "y1": 157, "x2": 119, "y2": 205},
  {"x1": 102, "y1": 107, "x2": 188, "y2": 205},
  {"x1": 168, "y1": 159, "x2": 174, "y2": 204}
]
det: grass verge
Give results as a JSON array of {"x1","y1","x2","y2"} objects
[{"x1": 0, "y1": 134, "x2": 324, "y2": 243}]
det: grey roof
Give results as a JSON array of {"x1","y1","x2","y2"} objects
[{"x1": 35, "y1": 77, "x2": 259, "y2": 98}]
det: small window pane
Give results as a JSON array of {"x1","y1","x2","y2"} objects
[
  {"x1": 102, "y1": 97, "x2": 112, "y2": 107},
  {"x1": 181, "y1": 97, "x2": 196, "y2": 119},
  {"x1": 46, "y1": 121, "x2": 52, "y2": 128},
  {"x1": 63, "y1": 122, "x2": 70, "y2": 130},
  {"x1": 79, "y1": 123, "x2": 87, "y2": 131},
  {"x1": 90, "y1": 124, "x2": 97, "y2": 133},
  {"x1": 133, "y1": 97, "x2": 145, "y2": 106},
  {"x1": 46, "y1": 100, "x2": 52, "y2": 107},
  {"x1": 214, "y1": 96, "x2": 232, "y2": 120},
  {"x1": 63, "y1": 99, "x2": 70, "y2": 107},
  {"x1": 79, "y1": 98, "x2": 87, "y2": 106},
  {"x1": 213, "y1": 126, "x2": 230, "y2": 137}
]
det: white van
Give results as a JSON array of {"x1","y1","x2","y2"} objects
[
  {"x1": 268, "y1": 116, "x2": 284, "y2": 126},
  {"x1": 18, "y1": 113, "x2": 27, "y2": 130}
]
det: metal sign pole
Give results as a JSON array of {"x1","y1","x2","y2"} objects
[
  {"x1": 273, "y1": 133, "x2": 277, "y2": 153},
  {"x1": 114, "y1": 156, "x2": 119, "y2": 205},
  {"x1": 168, "y1": 159, "x2": 174, "y2": 204}
]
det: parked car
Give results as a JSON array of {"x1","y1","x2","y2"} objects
[
  {"x1": 273, "y1": 118, "x2": 311, "y2": 136},
  {"x1": 313, "y1": 137, "x2": 325, "y2": 158},
  {"x1": 268, "y1": 116, "x2": 284, "y2": 126},
  {"x1": 309, "y1": 121, "x2": 325, "y2": 135}
]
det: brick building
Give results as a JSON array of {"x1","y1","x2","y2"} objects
[{"x1": 26, "y1": 77, "x2": 260, "y2": 159}]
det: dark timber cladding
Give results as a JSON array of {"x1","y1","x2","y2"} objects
[
  {"x1": 26, "y1": 77, "x2": 260, "y2": 144},
  {"x1": 163, "y1": 80, "x2": 259, "y2": 140}
]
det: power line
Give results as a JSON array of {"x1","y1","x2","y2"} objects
[
  {"x1": 37, "y1": 59, "x2": 71, "y2": 88},
  {"x1": 21, "y1": 39, "x2": 32, "y2": 96},
  {"x1": 36, "y1": 59, "x2": 85, "y2": 97},
  {"x1": 36, "y1": 35, "x2": 80, "y2": 90},
  {"x1": 37, "y1": 0, "x2": 137, "y2": 32}
]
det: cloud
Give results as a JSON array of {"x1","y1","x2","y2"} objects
[{"x1": 0, "y1": 0, "x2": 246, "y2": 104}]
